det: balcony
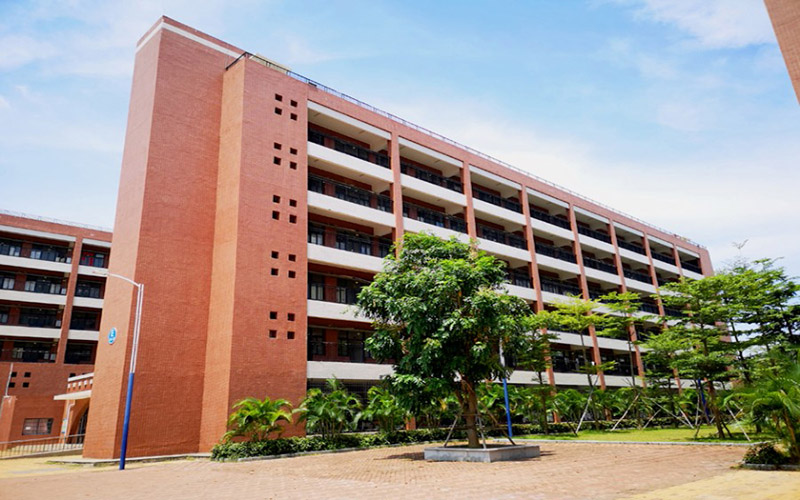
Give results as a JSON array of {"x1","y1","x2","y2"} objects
[
  {"x1": 472, "y1": 186, "x2": 521, "y2": 213},
  {"x1": 623, "y1": 269, "x2": 652, "y2": 284},
  {"x1": 308, "y1": 128, "x2": 389, "y2": 169},
  {"x1": 0, "y1": 239, "x2": 72, "y2": 274},
  {"x1": 651, "y1": 251, "x2": 675, "y2": 265},
  {"x1": 576, "y1": 225, "x2": 611, "y2": 244},
  {"x1": 681, "y1": 261, "x2": 702, "y2": 274},
  {"x1": 477, "y1": 224, "x2": 526, "y2": 249},
  {"x1": 535, "y1": 242, "x2": 575, "y2": 264},
  {"x1": 309, "y1": 175, "x2": 392, "y2": 212},
  {"x1": 508, "y1": 270, "x2": 533, "y2": 288},
  {"x1": 663, "y1": 307, "x2": 685, "y2": 317},
  {"x1": 540, "y1": 277, "x2": 582, "y2": 297},
  {"x1": 400, "y1": 162, "x2": 462, "y2": 193},
  {"x1": 0, "y1": 342, "x2": 57, "y2": 363},
  {"x1": 309, "y1": 223, "x2": 391, "y2": 259},
  {"x1": 582, "y1": 256, "x2": 617, "y2": 274},
  {"x1": 403, "y1": 202, "x2": 467, "y2": 233},
  {"x1": 308, "y1": 175, "x2": 395, "y2": 229},
  {"x1": 308, "y1": 276, "x2": 367, "y2": 306},
  {"x1": 530, "y1": 208, "x2": 571, "y2": 231},
  {"x1": 639, "y1": 303, "x2": 661, "y2": 315},
  {"x1": 617, "y1": 239, "x2": 645, "y2": 255}
]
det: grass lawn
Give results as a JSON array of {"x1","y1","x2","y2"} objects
[{"x1": 516, "y1": 425, "x2": 773, "y2": 443}]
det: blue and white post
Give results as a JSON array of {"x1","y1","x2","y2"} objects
[
  {"x1": 104, "y1": 273, "x2": 144, "y2": 471},
  {"x1": 499, "y1": 342, "x2": 513, "y2": 439}
]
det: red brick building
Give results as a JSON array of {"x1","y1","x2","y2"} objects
[
  {"x1": 0, "y1": 211, "x2": 110, "y2": 446},
  {"x1": 83, "y1": 17, "x2": 713, "y2": 459},
  {"x1": 765, "y1": 0, "x2": 800, "y2": 104}
]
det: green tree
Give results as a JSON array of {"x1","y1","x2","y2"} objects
[
  {"x1": 548, "y1": 296, "x2": 608, "y2": 389},
  {"x1": 356, "y1": 233, "x2": 532, "y2": 448},
  {"x1": 659, "y1": 278, "x2": 735, "y2": 439},
  {"x1": 296, "y1": 379, "x2": 361, "y2": 440},
  {"x1": 516, "y1": 311, "x2": 558, "y2": 433},
  {"x1": 553, "y1": 389, "x2": 588, "y2": 433},
  {"x1": 223, "y1": 396, "x2": 293, "y2": 442}
]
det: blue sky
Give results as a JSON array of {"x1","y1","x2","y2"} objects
[{"x1": 1, "y1": 0, "x2": 798, "y2": 276}]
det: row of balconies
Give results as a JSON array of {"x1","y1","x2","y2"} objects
[
  {"x1": 0, "y1": 305, "x2": 101, "y2": 335},
  {"x1": 0, "y1": 338, "x2": 96, "y2": 365},
  {"x1": 306, "y1": 121, "x2": 704, "y2": 279}
]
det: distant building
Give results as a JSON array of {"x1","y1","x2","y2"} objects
[
  {"x1": 83, "y1": 17, "x2": 713, "y2": 459},
  {"x1": 0, "y1": 211, "x2": 109, "y2": 446},
  {"x1": 765, "y1": 0, "x2": 800, "y2": 103}
]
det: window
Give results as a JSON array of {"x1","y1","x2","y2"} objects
[
  {"x1": 308, "y1": 328, "x2": 325, "y2": 359},
  {"x1": 308, "y1": 224, "x2": 325, "y2": 246},
  {"x1": 31, "y1": 244, "x2": 69, "y2": 263},
  {"x1": 274, "y1": 94, "x2": 283, "y2": 102},
  {"x1": 80, "y1": 250, "x2": 107, "y2": 268},
  {"x1": 269, "y1": 330, "x2": 277, "y2": 338},
  {"x1": 308, "y1": 276, "x2": 325, "y2": 301},
  {"x1": 0, "y1": 239, "x2": 22, "y2": 257},
  {"x1": 70, "y1": 311, "x2": 100, "y2": 331},
  {"x1": 0, "y1": 274, "x2": 14, "y2": 289},
  {"x1": 0, "y1": 309, "x2": 8, "y2": 324},
  {"x1": 75, "y1": 281, "x2": 102, "y2": 298},
  {"x1": 22, "y1": 418, "x2": 53, "y2": 436},
  {"x1": 25, "y1": 277, "x2": 64, "y2": 295}
]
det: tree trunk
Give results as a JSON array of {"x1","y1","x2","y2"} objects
[
  {"x1": 464, "y1": 382, "x2": 480, "y2": 448},
  {"x1": 706, "y1": 380, "x2": 725, "y2": 439}
]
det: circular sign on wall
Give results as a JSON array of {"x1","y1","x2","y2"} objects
[{"x1": 108, "y1": 327, "x2": 117, "y2": 345}]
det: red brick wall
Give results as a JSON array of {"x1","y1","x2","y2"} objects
[{"x1": 766, "y1": 0, "x2": 800, "y2": 104}]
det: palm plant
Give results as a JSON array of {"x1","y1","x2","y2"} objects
[
  {"x1": 223, "y1": 396, "x2": 293, "y2": 442},
  {"x1": 726, "y1": 359, "x2": 800, "y2": 462},
  {"x1": 553, "y1": 389, "x2": 588, "y2": 434},
  {"x1": 296, "y1": 378, "x2": 362, "y2": 440},
  {"x1": 361, "y1": 385, "x2": 407, "y2": 433}
]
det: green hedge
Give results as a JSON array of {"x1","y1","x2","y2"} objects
[{"x1": 211, "y1": 418, "x2": 682, "y2": 460}]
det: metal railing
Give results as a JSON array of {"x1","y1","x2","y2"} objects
[
  {"x1": 400, "y1": 162, "x2": 462, "y2": 192},
  {"x1": 535, "y1": 242, "x2": 575, "y2": 263},
  {"x1": 228, "y1": 53, "x2": 706, "y2": 249},
  {"x1": 529, "y1": 208, "x2": 571, "y2": 230},
  {"x1": 308, "y1": 281, "x2": 366, "y2": 305},
  {"x1": 508, "y1": 270, "x2": 533, "y2": 288},
  {"x1": 0, "y1": 347, "x2": 57, "y2": 363},
  {"x1": 308, "y1": 128, "x2": 390, "y2": 168},
  {"x1": 308, "y1": 175, "x2": 393, "y2": 212},
  {"x1": 403, "y1": 202, "x2": 467, "y2": 233},
  {"x1": 540, "y1": 278, "x2": 582, "y2": 296},
  {"x1": 623, "y1": 269, "x2": 652, "y2": 284},
  {"x1": 681, "y1": 261, "x2": 702, "y2": 274},
  {"x1": 307, "y1": 340, "x2": 387, "y2": 363},
  {"x1": 577, "y1": 225, "x2": 612, "y2": 244},
  {"x1": 639, "y1": 303, "x2": 661, "y2": 314},
  {"x1": 651, "y1": 251, "x2": 675, "y2": 265},
  {"x1": 617, "y1": 239, "x2": 646, "y2": 255},
  {"x1": 477, "y1": 224, "x2": 527, "y2": 249},
  {"x1": 308, "y1": 222, "x2": 392, "y2": 258},
  {"x1": 582, "y1": 256, "x2": 617, "y2": 274},
  {"x1": 663, "y1": 307, "x2": 685, "y2": 317},
  {"x1": 472, "y1": 186, "x2": 522, "y2": 213},
  {"x1": 0, "y1": 434, "x2": 85, "y2": 459}
]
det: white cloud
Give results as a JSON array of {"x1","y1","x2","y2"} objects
[
  {"x1": 0, "y1": 35, "x2": 57, "y2": 70},
  {"x1": 0, "y1": 95, "x2": 9, "y2": 109},
  {"x1": 626, "y1": 0, "x2": 776, "y2": 49}
]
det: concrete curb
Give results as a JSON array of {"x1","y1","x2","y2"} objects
[
  {"x1": 507, "y1": 438, "x2": 761, "y2": 447},
  {"x1": 233, "y1": 440, "x2": 445, "y2": 462},
  {"x1": 49, "y1": 452, "x2": 211, "y2": 467}
]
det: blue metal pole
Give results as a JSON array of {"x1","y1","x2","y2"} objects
[
  {"x1": 119, "y1": 372, "x2": 135, "y2": 470},
  {"x1": 502, "y1": 377, "x2": 513, "y2": 438}
]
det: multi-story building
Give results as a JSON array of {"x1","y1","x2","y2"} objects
[
  {"x1": 0, "y1": 211, "x2": 110, "y2": 445},
  {"x1": 83, "y1": 17, "x2": 712, "y2": 459},
  {"x1": 765, "y1": 0, "x2": 800, "y2": 104}
]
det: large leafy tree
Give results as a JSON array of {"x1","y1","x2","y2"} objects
[
  {"x1": 658, "y1": 278, "x2": 735, "y2": 438},
  {"x1": 356, "y1": 233, "x2": 531, "y2": 448},
  {"x1": 223, "y1": 396, "x2": 293, "y2": 442}
]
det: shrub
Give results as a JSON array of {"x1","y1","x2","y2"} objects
[{"x1": 742, "y1": 442, "x2": 790, "y2": 465}]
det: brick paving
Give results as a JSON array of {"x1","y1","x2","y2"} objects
[{"x1": 0, "y1": 442, "x2": 750, "y2": 500}]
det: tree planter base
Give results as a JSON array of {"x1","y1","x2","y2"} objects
[{"x1": 424, "y1": 444, "x2": 540, "y2": 463}]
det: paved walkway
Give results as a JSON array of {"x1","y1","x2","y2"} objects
[{"x1": 0, "y1": 442, "x2": 795, "y2": 499}]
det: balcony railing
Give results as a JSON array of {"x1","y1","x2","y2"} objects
[
  {"x1": 617, "y1": 239, "x2": 646, "y2": 255},
  {"x1": 623, "y1": 269, "x2": 652, "y2": 284},
  {"x1": 308, "y1": 280, "x2": 366, "y2": 305},
  {"x1": 403, "y1": 202, "x2": 467, "y2": 233},
  {"x1": 308, "y1": 128, "x2": 390, "y2": 168},
  {"x1": 508, "y1": 270, "x2": 533, "y2": 288},
  {"x1": 17, "y1": 311, "x2": 61, "y2": 328},
  {"x1": 400, "y1": 162, "x2": 462, "y2": 193},
  {"x1": 308, "y1": 222, "x2": 392, "y2": 258},
  {"x1": 308, "y1": 175, "x2": 392, "y2": 212},
  {"x1": 307, "y1": 339, "x2": 382, "y2": 363},
  {"x1": 663, "y1": 307, "x2": 685, "y2": 317},
  {"x1": 551, "y1": 355, "x2": 589, "y2": 374},
  {"x1": 24, "y1": 278, "x2": 66, "y2": 295},
  {"x1": 582, "y1": 256, "x2": 617, "y2": 274},
  {"x1": 535, "y1": 242, "x2": 575, "y2": 263},
  {"x1": 472, "y1": 186, "x2": 522, "y2": 213},
  {"x1": 639, "y1": 303, "x2": 661, "y2": 314},
  {"x1": 477, "y1": 224, "x2": 527, "y2": 249},
  {"x1": 69, "y1": 315, "x2": 100, "y2": 331},
  {"x1": 681, "y1": 261, "x2": 702, "y2": 274},
  {"x1": 0, "y1": 239, "x2": 22, "y2": 257},
  {"x1": 587, "y1": 289, "x2": 606, "y2": 300},
  {"x1": 30, "y1": 244, "x2": 71, "y2": 264},
  {"x1": 540, "y1": 278, "x2": 582, "y2": 296},
  {"x1": 530, "y1": 208, "x2": 571, "y2": 230},
  {"x1": 75, "y1": 282, "x2": 103, "y2": 299},
  {"x1": 577, "y1": 225, "x2": 611, "y2": 244},
  {"x1": 651, "y1": 251, "x2": 675, "y2": 265}
]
